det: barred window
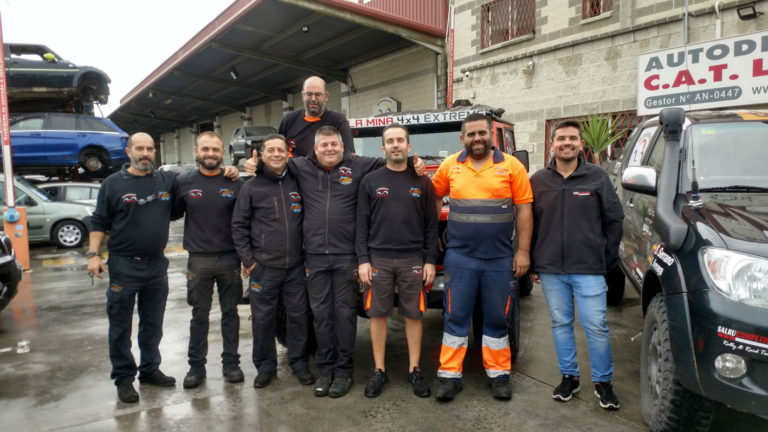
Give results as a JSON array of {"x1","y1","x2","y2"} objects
[
  {"x1": 583, "y1": 0, "x2": 613, "y2": 19},
  {"x1": 481, "y1": 0, "x2": 535, "y2": 49}
]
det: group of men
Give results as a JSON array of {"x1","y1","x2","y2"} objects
[{"x1": 87, "y1": 75, "x2": 623, "y2": 411}]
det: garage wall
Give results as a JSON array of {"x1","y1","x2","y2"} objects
[
  {"x1": 347, "y1": 46, "x2": 438, "y2": 117},
  {"x1": 451, "y1": 0, "x2": 768, "y2": 173}
]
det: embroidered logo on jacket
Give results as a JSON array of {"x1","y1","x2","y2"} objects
[
  {"x1": 289, "y1": 192, "x2": 303, "y2": 213},
  {"x1": 409, "y1": 187, "x2": 422, "y2": 198},
  {"x1": 218, "y1": 188, "x2": 235, "y2": 198},
  {"x1": 339, "y1": 166, "x2": 353, "y2": 185},
  {"x1": 188, "y1": 189, "x2": 203, "y2": 199},
  {"x1": 158, "y1": 191, "x2": 171, "y2": 201},
  {"x1": 376, "y1": 187, "x2": 389, "y2": 197},
  {"x1": 121, "y1": 193, "x2": 137, "y2": 204},
  {"x1": 572, "y1": 191, "x2": 591, "y2": 197}
]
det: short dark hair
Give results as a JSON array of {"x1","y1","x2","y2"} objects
[
  {"x1": 262, "y1": 133, "x2": 288, "y2": 150},
  {"x1": 381, "y1": 123, "x2": 409, "y2": 145},
  {"x1": 314, "y1": 125, "x2": 341, "y2": 145},
  {"x1": 552, "y1": 119, "x2": 583, "y2": 140},
  {"x1": 195, "y1": 131, "x2": 223, "y2": 147},
  {"x1": 461, "y1": 112, "x2": 491, "y2": 134}
]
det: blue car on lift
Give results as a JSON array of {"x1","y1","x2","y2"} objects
[{"x1": 6, "y1": 112, "x2": 129, "y2": 174}]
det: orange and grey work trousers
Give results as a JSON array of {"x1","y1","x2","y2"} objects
[{"x1": 437, "y1": 249, "x2": 515, "y2": 380}]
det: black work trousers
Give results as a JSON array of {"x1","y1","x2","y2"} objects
[
  {"x1": 305, "y1": 253, "x2": 358, "y2": 378},
  {"x1": 106, "y1": 255, "x2": 168, "y2": 384},
  {"x1": 249, "y1": 264, "x2": 310, "y2": 374},
  {"x1": 186, "y1": 253, "x2": 242, "y2": 370}
]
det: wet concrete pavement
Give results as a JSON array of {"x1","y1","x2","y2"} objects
[{"x1": 1, "y1": 220, "x2": 767, "y2": 431}]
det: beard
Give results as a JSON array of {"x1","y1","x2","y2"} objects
[
  {"x1": 304, "y1": 100, "x2": 325, "y2": 117},
  {"x1": 197, "y1": 155, "x2": 223, "y2": 170},
  {"x1": 130, "y1": 156, "x2": 153, "y2": 172},
  {"x1": 464, "y1": 140, "x2": 491, "y2": 160}
]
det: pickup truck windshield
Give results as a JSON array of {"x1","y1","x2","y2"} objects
[{"x1": 686, "y1": 122, "x2": 768, "y2": 191}]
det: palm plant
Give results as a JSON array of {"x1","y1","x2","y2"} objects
[{"x1": 581, "y1": 113, "x2": 625, "y2": 165}]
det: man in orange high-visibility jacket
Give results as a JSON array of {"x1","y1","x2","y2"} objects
[{"x1": 431, "y1": 112, "x2": 533, "y2": 402}]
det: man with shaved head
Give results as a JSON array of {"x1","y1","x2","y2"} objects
[
  {"x1": 87, "y1": 132, "x2": 238, "y2": 403},
  {"x1": 278, "y1": 75, "x2": 355, "y2": 157}
]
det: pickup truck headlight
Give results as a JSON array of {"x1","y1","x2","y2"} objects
[{"x1": 701, "y1": 247, "x2": 768, "y2": 309}]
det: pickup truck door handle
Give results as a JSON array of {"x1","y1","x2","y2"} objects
[{"x1": 625, "y1": 200, "x2": 634, "y2": 209}]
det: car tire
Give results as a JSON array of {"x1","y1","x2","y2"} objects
[
  {"x1": 79, "y1": 149, "x2": 106, "y2": 172},
  {"x1": 605, "y1": 265, "x2": 626, "y2": 306},
  {"x1": 641, "y1": 295, "x2": 714, "y2": 431},
  {"x1": 519, "y1": 274, "x2": 533, "y2": 297},
  {"x1": 52, "y1": 220, "x2": 86, "y2": 248},
  {"x1": 275, "y1": 301, "x2": 317, "y2": 353}
]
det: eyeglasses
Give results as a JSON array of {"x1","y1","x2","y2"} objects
[{"x1": 302, "y1": 91, "x2": 326, "y2": 99}]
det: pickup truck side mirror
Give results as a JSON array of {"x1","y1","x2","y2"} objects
[
  {"x1": 512, "y1": 150, "x2": 529, "y2": 173},
  {"x1": 621, "y1": 166, "x2": 657, "y2": 195}
]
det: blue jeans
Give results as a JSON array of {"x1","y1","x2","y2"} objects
[{"x1": 539, "y1": 273, "x2": 613, "y2": 383}]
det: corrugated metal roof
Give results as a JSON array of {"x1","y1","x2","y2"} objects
[{"x1": 109, "y1": 0, "x2": 446, "y2": 137}]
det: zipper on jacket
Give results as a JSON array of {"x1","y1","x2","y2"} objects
[
  {"x1": 324, "y1": 170, "x2": 331, "y2": 254},
  {"x1": 278, "y1": 180, "x2": 290, "y2": 268},
  {"x1": 560, "y1": 177, "x2": 566, "y2": 273}
]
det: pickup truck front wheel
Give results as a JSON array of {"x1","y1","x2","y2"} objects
[{"x1": 641, "y1": 295, "x2": 714, "y2": 431}]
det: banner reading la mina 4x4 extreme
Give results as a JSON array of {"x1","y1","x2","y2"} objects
[{"x1": 637, "y1": 29, "x2": 768, "y2": 115}]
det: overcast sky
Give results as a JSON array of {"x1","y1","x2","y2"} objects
[{"x1": 0, "y1": 0, "x2": 235, "y2": 116}]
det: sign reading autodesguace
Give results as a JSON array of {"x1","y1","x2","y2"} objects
[{"x1": 637, "y1": 30, "x2": 768, "y2": 115}]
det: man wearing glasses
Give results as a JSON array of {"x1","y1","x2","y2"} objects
[
  {"x1": 87, "y1": 132, "x2": 238, "y2": 403},
  {"x1": 278, "y1": 76, "x2": 355, "y2": 157}
]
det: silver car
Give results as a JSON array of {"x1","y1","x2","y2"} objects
[
  {"x1": 39, "y1": 182, "x2": 100, "y2": 206},
  {"x1": 1, "y1": 177, "x2": 93, "y2": 248}
]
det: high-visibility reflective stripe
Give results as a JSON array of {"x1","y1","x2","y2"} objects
[
  {"x1": 419, "y1": 290, "x2": 425, "y2": 312},
  {"x1": 443, "y1": 333, "x2": 468, "y2": 349},
  {"x1": 448, "y1": 213, "x2": 515, "y2": 223},
  {"x1": 483, "y1": 334, "x2": 509, "y2": 350},
  {"x1": 482, "y1": 334, "x2": 511, "y2": 376},
  {"x1": 451, "y1": 198, "x2": 514, "y2": 207},
  {"x1": 504, "y1": 294, "x2": 511, "y2": 317},
  {"x1": 438, "y1": 333, "x2": 469, "y2": 377}
]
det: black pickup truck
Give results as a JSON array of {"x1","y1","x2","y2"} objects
[{"x1": 604, "y1": 108, "x2": 768, "y2": 430}]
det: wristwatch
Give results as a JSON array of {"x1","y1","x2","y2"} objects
[{"x1": 86, "y1": 251, "x2": 100, "y2": 259}]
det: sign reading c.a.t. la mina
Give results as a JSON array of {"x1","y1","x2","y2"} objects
[{"x1": 637, "y1": 30, "x2": 768, "y2": 115}]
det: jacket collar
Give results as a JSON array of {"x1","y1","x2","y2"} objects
[
  {"x1": 457, "y1": 146, "x2": 504, "y2": 164},
  {"x1": 546, "y1": 153, "x2": 587, "y2": 176}
]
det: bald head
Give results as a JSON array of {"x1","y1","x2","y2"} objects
[
  {"x1": 302, "y1": 76, "x2": 328, "y2": 117},
  {"x1": 303, "y1": 76, "x2": 326, "y2": 92},
  {"x1": 128, "y1": 132, "x2": 154, "y2": 149}
]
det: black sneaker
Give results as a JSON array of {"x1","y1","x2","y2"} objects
[
  {"x1": 116, "y1": 380, "x2": 139, "y2": 403},
  {"x1": 552, "y1": 375, "x2": 580, "y2": 402},
  {"x1": 253, "y1": 370, "x2": 276, "y2": 388},
  {"x1": 138, "y1": 369, "x2": 176, "y2": 387},
  {"x1": 407, "y1": 368, "x2": 431, "y2": 398},
  {"x1": 594, "y1": 382, "x2": 620, "y2": 410},
  {"x1": 314, "y1": 375, "x2": 333, "y2": 397},
  {"x1": 329, "y1": 377, "x2": 353, "y2": 398},
  {"x1": 223, "y1": 366, "x2": 245, "y2": 383},
  {"x1": 295, "y1": 369, "x2": 315, "y2": 386},
  {"x1": 364, "y1": 369, "x2": 388, "y2": 398},
  {"x1": 183, "y1": 368, "x2": 206, "y2": 389},
  {"x1": 435, "y1": 378, "x2": 462, "y2": 401},
  {"x1": 489, "y1": 375, "x2": 511, "y2": 400}
]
